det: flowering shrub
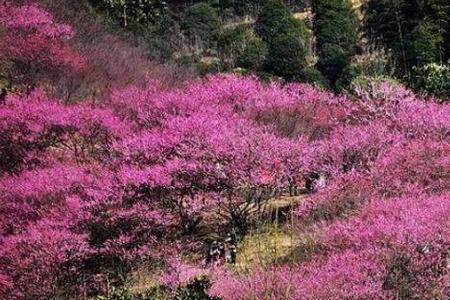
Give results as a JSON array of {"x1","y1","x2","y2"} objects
[{"x1": 0, "y1": 1, "x2": 85, "y2": 90}]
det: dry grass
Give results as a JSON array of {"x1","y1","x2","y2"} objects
[
  {"x1": 128, "y1": 268, "x2": 160, "y2": 294},
  {"x1": 236, "y1": 226, "x2": 300, "y2": 270},
  {"x1": 235, "y1": 195, "x2": 305, "y2": 270},
  {"x1": 293, "y1": 0, "x2": 365, "y2": 21}
]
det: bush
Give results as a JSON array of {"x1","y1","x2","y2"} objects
[
  {"x1": 255, "y1": 0, "x2": 292, "y2": 43},
  {"x1": 335, "y1": 50, "x2": 394, "y2": 91},
  {"x1": 232, "y1": 0, "x2": 263, "y2": 17},
  {"x1": 316, "y1": 42, "x2": 353, "y2": 87},
  {"x1": 265, "y1": 32, "x2": 308, "y2": 79},
  {"x1": 88, "y1": 0, "x2": 169, "y2": 28},
  {"x1": 294, "y1": 67, "x2": 330, "y2": 89},
  {"x1": 197, "y1": 57, "x2": 221, "y2": 76},
  {"x1": 141, "y1": 13, "x2": 180, "y2": 62},
  {"x1": 175, "y1": 276, "x2": 221, "y2": 300},
  {"x1": 412, "y1": 63, "x2": 450, "y2": 100},
  {"x1": 95, "y1": 287, "x2": 133, "y2": 300},
  {"x1": 411, "y1": 19, "x2": 446, "y2": 67},
  {"x1": 218, "y1": 27, "x2": 267, "y2": 71},
  {"x1": 236, "y1": 36, "x2": 267, "y2": 70},
  {"x1": 127, "y1": 276, "x2": 220, "y2": 300},
  {"x1": 348, "y1": 75, "x2": 403, "y2": 98}
]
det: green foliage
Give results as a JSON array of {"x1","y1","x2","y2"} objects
[
  {"x1": 265, "y1": 31, "x2": 308, "y2": 79},
  {"x1": 139, "y1": 286, "x2": 170, "y2": 300},
  {"x1": 411, "y1": 18, "x2": 446, "y2": 66},
  {"x1": 88, "y1": 0, "x2": 179, "y2": 62},
  {"x1": 0, "y1": 77, "x2": 11, "y2": 92},
  {"x1": 255, "y1": 0, "x2": 310, "y2": 80},
  {"x1": 313, "y1": 0, "x2": 358, "y2": 86},
  {"x1": 364, "y1": 0, "x2": 450, "y2": 77},
  {"x1": 142, "y1": 14, "x2": 179, "y2": 62},
  {"x1": 236, "y1": 36, "x2": 267, "y2": 70},
  {"x1": 197, "y1": 57, "x2": 221, "y2": 76},
  {"x1": 95, "y1": 287, "x2": 133, "y2": 300},
  {"x1": 255, "y1": 0, "x2": 310, "y2": 41},
  {"x1": 294, "y1": 67, "x2": 330, "y2": 89},
  {"x1": 94, "y1": 276, "x2": 220, "y2": 300},
  {"x1": 181, "y1": 3, "x2": 222, "y2": 44},
  {"x1": 334, "y1": 50, "x2": 393, "y2": 92},
  {"x1": 95, "y1": 286, "x2": 169, "y2": 300},
  {"x1": 174, "y1": 276, "x2": 221, "y2": 300},
  {"x1": 414, "y1": 0, "x2": 450, "y2": 65},
  {"x1": 208, "y1": 0, "x2": 264, "y2": 17},
  {"x1": 334, "y1": 64, "x2": 361, "y2": 92},
  {"x1": 446, "y1": 13, "x2": 450, "y2": 59},
  {"x1": 363, "y1": 0, "x2": 410, "y2": 75},
  {"x1": 412, "y1": 63, "x2": 450, "y2": 99},
  {"x1": 232, "y1": 0, "x2": 264, "y2": 17},
  {"x1": 255, "y1": 0, "x2": 292, "y2": 43},
  {"x1": 89, "y1": 0, "x2": 170, "y2": 28},
  {"x1": 317, "y1": 43, "x2": 352, "y2": 85},
  {"x1": 218, "y1": 27, "x2": 267, "y2": 71}
]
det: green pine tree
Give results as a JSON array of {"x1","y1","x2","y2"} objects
[
  {"x1": 255, "y1": 0, "x2": 310, "y2": 79},
  {"x1": 255, "y1": 0, "x2": 294, "y2": 42},
  {"x1": 313, "y1": 0, "x2": 358, "y2": 87}
]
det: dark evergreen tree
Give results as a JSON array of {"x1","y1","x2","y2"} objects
[
  {"x1": 446, "y1": 18, "x2": 450, "y2": 61},
  {"x1": 232, "y1": 0, "x2": 265, "y2": 17},
  {"x1": 218, "y1": 26, "x2": 267, "y2": 70},
  {"x1": 181, "y1": 3, "x2": 222, "y2": 42},
  {"x1": 88, "y1": 0, "x2": 179, "y2": 62},
  {"x1": 255, "y1": 0, "x2": 310, "y2": 79},
  {"x1": 313, "y1": 0, "x2": 358, "y2": 87},
  {"x1": 429, "y1": 0, "x2": 450, "y2": 63},
  {"x1": 411, "y1": 19, "x2": 445, "y2": 66},
  {"x1": 265, "y1": 29, "x2": 308, "y2": 78},
  {"x1": 181, "y1": 3, "x2": 222, "y2": 51},
  {"x1": 255, "y1": 0, "x2": 294, "y2": 42}
]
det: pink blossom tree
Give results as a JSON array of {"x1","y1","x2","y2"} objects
[{"x1": 0, "y1": 1, "x2": 84, "y2": 89}]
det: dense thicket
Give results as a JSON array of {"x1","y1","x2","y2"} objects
[{"x1": 364, "y1": 0, "x2": 450, "y2": 75}]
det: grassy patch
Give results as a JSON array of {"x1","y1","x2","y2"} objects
[{"x1": 236, "y1": 223, "x2": 300, "y2": 270}]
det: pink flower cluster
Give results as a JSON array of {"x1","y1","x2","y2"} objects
[
  {"x1": 0, "y1": 3, "x2": 74, "y2": 38},
  {"x1": 0, "y1": 1, "x2": 84, "y2": 70}
]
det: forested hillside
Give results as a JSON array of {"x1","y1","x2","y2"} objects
[{"x1": 1, "y1": 1, "x2": 450, "y2": 300}]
